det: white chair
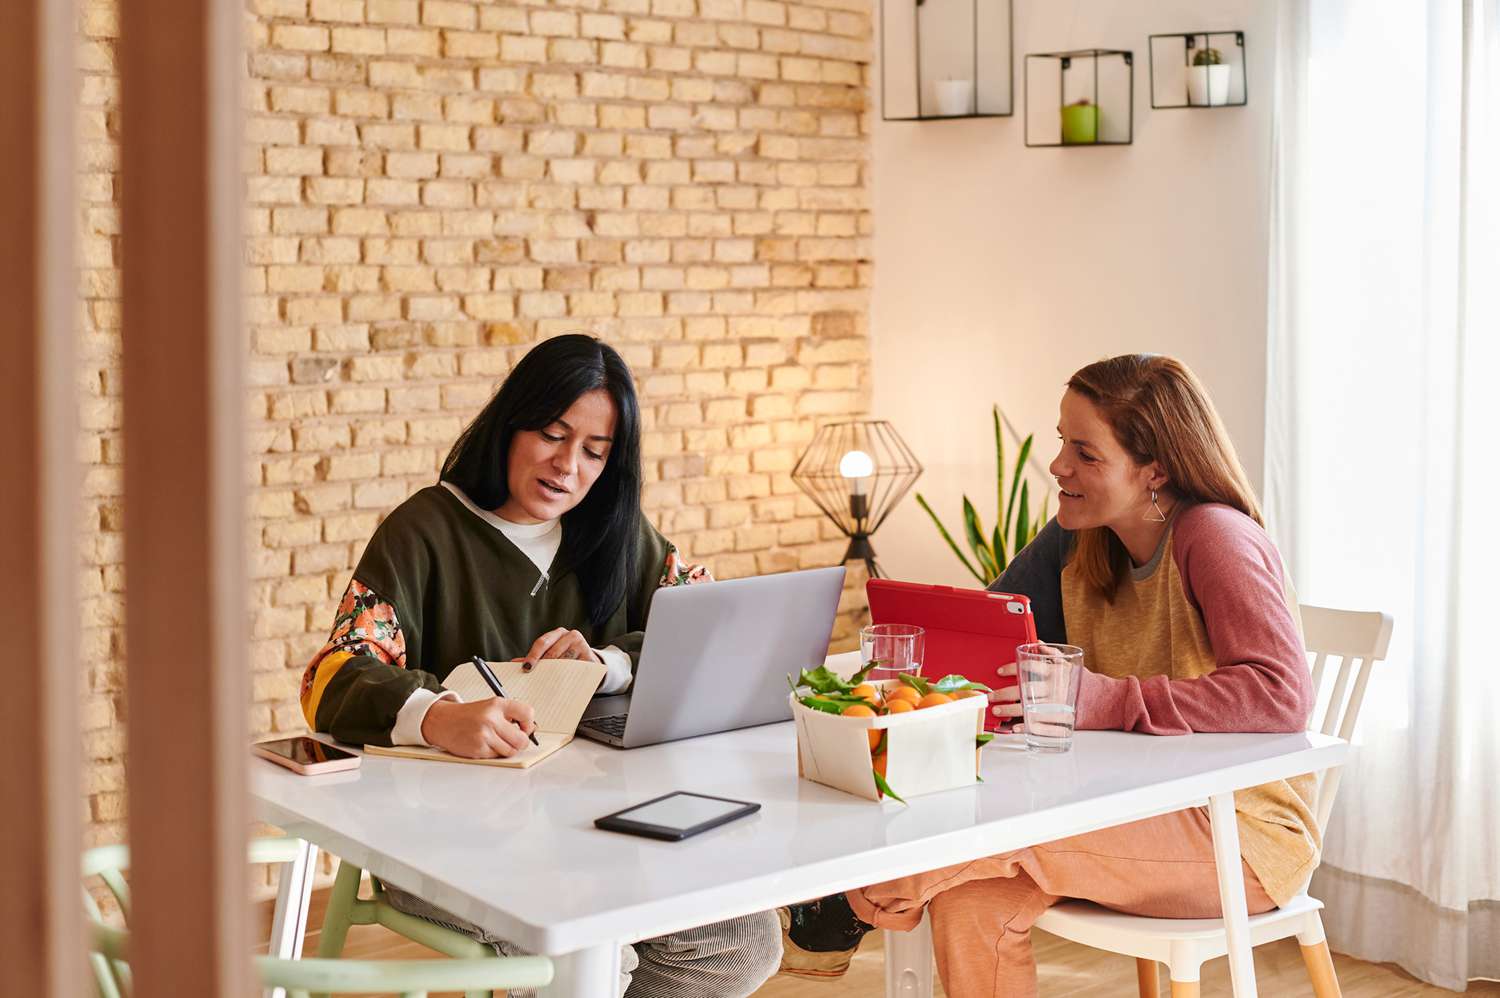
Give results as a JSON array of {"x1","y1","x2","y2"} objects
[{"x1": 1032, "y1": 604, "x2": 1394, "y2": 997}]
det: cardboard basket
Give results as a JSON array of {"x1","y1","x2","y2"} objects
[{"x1": 790, "y1": 680, "x2": 987, "y2": 802}]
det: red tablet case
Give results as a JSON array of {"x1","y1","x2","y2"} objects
[{"x1": 866, "y1": 579, "x2": 1037, "y2": 732}]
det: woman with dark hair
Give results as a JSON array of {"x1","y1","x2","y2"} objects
[{"x1": 299, "y1": 334, "x2": 779, "y2": 997}]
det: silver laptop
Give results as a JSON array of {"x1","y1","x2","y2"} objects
[{"x1": 576, "y1": 566, "x2": 846, "y2": 748}]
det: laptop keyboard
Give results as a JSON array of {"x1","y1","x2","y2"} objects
[{"x1": 583, "y1": 713, "x2": 628, "y2": 737}]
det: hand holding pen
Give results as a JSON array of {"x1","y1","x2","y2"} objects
[{"x1": 472, "y1": 655, "x2": 541, "y2": 747}]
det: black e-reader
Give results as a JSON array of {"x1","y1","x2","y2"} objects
[{"x1": 594, "y1": 791, "x2": 760, "y2": 842}]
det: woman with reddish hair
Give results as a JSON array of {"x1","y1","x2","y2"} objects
[{"x1": 796, "y1": 355, "x2": 1319, "y2": 996}]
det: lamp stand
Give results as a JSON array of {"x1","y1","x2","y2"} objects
[{"x1": 841, "y1": 533, "x2": 883, "y2": 580}]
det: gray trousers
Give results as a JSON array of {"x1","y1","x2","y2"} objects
[{"x1": 385, "y1": 885, "x2": 783, "y2": 998}]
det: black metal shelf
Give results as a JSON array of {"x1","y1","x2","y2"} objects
[
  {"x1": 1024, "y1": 49, "x2": 1134, "y2": 147},
  {"x1": 1148, "y1": 31, "x2": 1248, "y2": 109}
]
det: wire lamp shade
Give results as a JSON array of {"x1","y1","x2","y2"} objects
[{"x1": 791, "y1": 420, "x2": 922, "y2": 578}]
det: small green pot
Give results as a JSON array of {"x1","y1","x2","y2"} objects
[{"x1": 1060, "y1": 104, "x2": 1099, "y2": 144}]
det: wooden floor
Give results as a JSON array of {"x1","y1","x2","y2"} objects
[{"x1": 262, "y1": 886, "x2": 1498, "y2": 997}]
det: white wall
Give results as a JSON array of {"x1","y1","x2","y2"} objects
[{"x1": 870, "y1": 0, "x2": 1277, "y2": 586}]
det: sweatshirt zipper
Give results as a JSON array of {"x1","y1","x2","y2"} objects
[{"x1": 530, "y1": 570, "x2": 548, "y2": 597}]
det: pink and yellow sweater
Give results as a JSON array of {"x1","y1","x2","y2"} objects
[{"x1": 992, "y1": 502, "x2": 1320, "y2": 905}]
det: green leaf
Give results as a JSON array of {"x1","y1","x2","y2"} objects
[
  {"x1": 932, "y1": 674, "x2": 992, "y2": 694},
  {"x1": 873, "y1": 729, "x2": 887, "y2": 755},
  {"x1": 1014, "y1": 480, "x2": 1031, "y2": 557},
  {"x1": 796, "y1": 696, "x2": 850, "y2": 715},
  {"x1": 976, "y1": 733, "x2": 995, "y2": 747},
  {"x1": 872, "y1": 767, "x2": 907, "y2": 805},
  {"x1": 1004, "y1": 433, "x2": 1033, "y2": 535},
  {"x1": 848, "y1": 660, "x2": 877, "y2": 685},
  {"x1": 915, "y1": 493, "x2": 985, "y2": 584},
  {"x1": 962, "y1": 498, "x2": 998, "y2": 580},
  {"x1": 897, "y1": 672, "x2": 932, "y2": 696},
  {"x1": 993, "y1": 405, "x2": 1005, "y2": 533},
  {"x1": 991, "y1": 523, "x2": 1008, "y2": 575},
  {"x1": 794, "y1": 666, "x2": 854, "y2": 695}
]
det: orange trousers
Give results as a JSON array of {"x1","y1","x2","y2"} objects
[{"x1": 847, "y1": 808, "x2": 1277, "y2": 998}]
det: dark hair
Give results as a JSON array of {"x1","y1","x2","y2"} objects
[{"x1": 440, "y1": 334, "x2": 643, "y2": 627}]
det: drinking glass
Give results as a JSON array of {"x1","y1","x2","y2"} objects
[
  {"x1": 1015, "y1": 642, "x2": 1084, "y2": 753},
  {"x1": 860, "y1": 624, "x2": 924, "y2": 682}
]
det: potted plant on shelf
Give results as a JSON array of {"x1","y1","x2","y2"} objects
[
  {"x1": 1060, "y1": 98, "x2": 1098, "y2": 144},
  {"x1": 1186, "y1": 46, "x2": 1231, "y2": 106}
]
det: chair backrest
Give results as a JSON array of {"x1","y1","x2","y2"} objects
[
  {"x1": 1298, "y1": 604, "x2": 1395, "y2": 828},
  {"x1": 83, "y1": 840, "x2": 553, "y2": 998}
]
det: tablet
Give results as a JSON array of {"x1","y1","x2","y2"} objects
[
  {"x1": 594, "y1": 792, "x2": 760, "y2": 842},
  {"x1": 866, "y1": 579, "x2": 1038, "y2": 731}
]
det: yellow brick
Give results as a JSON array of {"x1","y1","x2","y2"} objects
[{"x1": 272, "y1": 24, "x2": 331, "y2": 52}]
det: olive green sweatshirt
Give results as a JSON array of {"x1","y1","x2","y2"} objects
[{"x1": 300, "y1": 484, "x2": 675, "y2": 747}]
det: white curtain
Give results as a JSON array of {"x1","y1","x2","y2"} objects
[{"x1": 1265, "y1": 0, "x2": 1500, "y2": 990}]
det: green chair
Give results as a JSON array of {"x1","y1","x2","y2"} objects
[
  {"x1": 316, "y1": 857, "x2": 500, "y2": 964},
  {"x1": 83, "y1": 839, "x2": 553, "y2": 998}
]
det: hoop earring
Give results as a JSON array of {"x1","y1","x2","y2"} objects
[{"x1": 1144, "y1": 489, "x2": 1167, "y2": 523}]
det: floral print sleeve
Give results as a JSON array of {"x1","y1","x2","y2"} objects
[
  {"x1": 659, "y1": 547, "x2": 713, "y2": 587},
  {"x1": 299, "y1": 578, "x2": 408, "y2": 728}
]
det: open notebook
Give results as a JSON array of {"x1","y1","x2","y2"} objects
[{"x1": 363, "y1": 657, "x2": 607, "y2": 769}]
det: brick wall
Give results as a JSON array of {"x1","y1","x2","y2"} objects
[{"x1": 77, "y1": 0, "x2": 873, "y2": 850}]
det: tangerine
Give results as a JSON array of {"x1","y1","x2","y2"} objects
[
  {"x1": 884, "y1": 698, "x2": 915, "y2": 714},
  {"x1": 850, "y1": 683, "x2": 881, "y2": 706},
  {"x1": 916, "y1": 692, "x2": 954, "y2": 710},
  {"x1": 886, "y1": 685, "x2": 922, "y2": 706},
  {"x1": 841, "y1": 702, "x2": 881, "y2": 749},
  {"x1": 873, "y1": 752, "x2": 887, "y2": 780}
]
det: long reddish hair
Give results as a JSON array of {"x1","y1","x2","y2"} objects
[{"x1": 1067, "y1": 355, "x2": 1263, "y2": 601}]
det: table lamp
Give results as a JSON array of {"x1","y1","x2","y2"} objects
[{"x1": 790, "y1": 419, "x2": 922, "y2": 579}]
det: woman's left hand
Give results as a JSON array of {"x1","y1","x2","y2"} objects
[{"x1": 513, "y1": 628, "x2": 604, "y2": 670}]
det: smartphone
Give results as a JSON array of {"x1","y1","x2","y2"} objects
[{"x1": 252, "y1": 736, "x2": 361, "y2": 775}]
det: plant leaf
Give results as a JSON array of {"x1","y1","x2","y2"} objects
[
  {"x1": 932, "y1": 674, "x2": 993, "y2": 693},
  {"x1": 993, "y1": 405, "x2": 1005, "y2": 534},
  {"x1": 796, "y1": 696, "x2": 851, "y2": 715},
  {"x1": 872, "y1": 767, "x2": 907, "y2": 804},
  {"x1": 915, "y1": 493, "x2": 984, "y2": 584},
  {"x1": 962, "y1": 497, "x2": 998, "y2": 580},
  {"x1": 991, "y1": 523, "x2": 1008, "y2": 575},
  {"x1": 897, "y1": 672, "x2": 932, "y2": 696},
  {"x1": 873, "y1": 730, "x2": 888, "y2": 754},
  {"x1": 1004, "y1": 432, "x2": 1033, "y2": 534},
  {"x1": 1014, "y1": 479, "x2": 1031, "y2": 557},
  {"x1": 794, "y1": 666, "x2": 854, "y2": 695},
  {"x1": 976, "y1": 733, "x2": 995, "y2": 747}
]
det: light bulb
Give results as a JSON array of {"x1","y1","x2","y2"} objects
[{"x1": 839, "y1": 449, "x2": 875, "y2": 497}]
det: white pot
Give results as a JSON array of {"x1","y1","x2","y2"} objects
[
  {"x1": 1185, "y1": 64, "x2": 1232, "y2": 106},
  {"x1": 934, "y1": 79, "x2": 975, "y2": 117}
]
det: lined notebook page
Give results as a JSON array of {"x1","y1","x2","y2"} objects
[
  {"x1": 365, "y1": 730, "x2": 572, "y2": 769},
  {"x1": 442, "y1": 658, "x2": 606, "y2": 735}
]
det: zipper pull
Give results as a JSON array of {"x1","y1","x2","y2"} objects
[{"x1": 529, "y1": 571, "x2": 548, "y2": 597}]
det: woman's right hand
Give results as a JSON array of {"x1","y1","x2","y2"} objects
[
  {"x1": 991, "y1": 662, "x2": 1023, "y2": 731},
  {"x1": 420, "y1": 698, "x2": 537, "y2": 759}
]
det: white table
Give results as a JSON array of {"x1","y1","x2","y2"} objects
[{"x1": 255, "y1": 722, "x2": 1345, "y2": 997}]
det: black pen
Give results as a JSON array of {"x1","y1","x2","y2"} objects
[{"x1": 472, "y1": 655, "x2": 540, "y2": 747}]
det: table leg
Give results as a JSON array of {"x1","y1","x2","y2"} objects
[
  {"x1": 1207, "y1": 792, "x2": 1258, "y2": 998},
  {"x1": 883, "y1": 911, "x2": 935, "y2": 998},
  {"x1": 542, "y1": 941, "x2": 623, "y2": 997},
  {"x1": 266, "y1": 839, "x2": 318, "y2": 998}
]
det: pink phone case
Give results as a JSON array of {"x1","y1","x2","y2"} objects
[{"x1": 252, "y1": 737, "x2": 362, "y2": 775}]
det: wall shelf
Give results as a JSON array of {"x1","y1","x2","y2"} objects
[
  {"x1": 880, "y1": 0, "x2": 1014, "y2": 121},
  {"x1": 1024, "y1": 49, "x2": 1134, "y2": 147},
  {"x1": 1149, "y1": 32, "x2": 1248, "y2": 109}
]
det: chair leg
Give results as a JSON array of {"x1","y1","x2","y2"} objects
[
  {"x1": 1300, "y1": 940, "x2": 1343, "y2": 998},
  {"x1": 1135, "y1": 958, "x2": 1159, "y2": 996},
  {"x1": 1168, "y1": 982, "x2": 1200, "y2": 998},
  {"x1": 316, "y1": 861, "x2": 362, "y2": 959}
]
